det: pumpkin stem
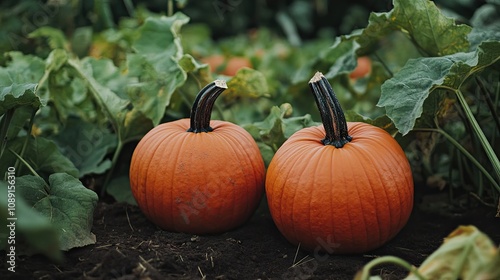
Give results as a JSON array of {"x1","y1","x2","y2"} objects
[
  {"x1": 309, "y1": 72, "x2": 352, "y2": 148},
  {"x1": 188, "y1": 80, "x2": 228, "y2": 133}
]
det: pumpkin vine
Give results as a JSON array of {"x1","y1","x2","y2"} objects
[
  {"x1": 309, "y1": 72, "x2": 352, "y2": 148},
  {"x1": 188, "y1": 80, "x2": 228, "y2": 133}
]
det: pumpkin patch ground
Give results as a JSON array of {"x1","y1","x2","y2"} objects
[{"x1": 5, "y1": 195, "x2": 499, "y2": 280}]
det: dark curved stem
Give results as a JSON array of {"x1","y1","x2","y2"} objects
[
  {"x1": 188, "y1": 80, "x2": 228, "y2": 133},
  {"x1": 309, "y1": 72, "x2": 352, "y2": 148}
]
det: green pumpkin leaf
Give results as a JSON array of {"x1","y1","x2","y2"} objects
[
  {"x1": 0, "y1": 181, "x2": 62, "y2": 261},
  {"x1": 0, "y1": 52, "x2": 46, "y2": 115},
  {"x1": 224, "y1": 68, "x2": 270, "y2": 100},
  {"x1": 378, "y1": 41, "x2": 500, "y2": 135},
  {"x1": 106, "y1": 176, "x2": 137, "y2": 205},
  {"x1": 67, "y1": 58, "x2": 129, "y2": 137},
  {"x1": 52, "y1": 117, "x2": 117, "y2": 177},
  {"x1": 1, "y1": 136, "x2": 79, "y2": 178},
  {"x1": 16, "y1": 173, "x2": 98, "y2": 251},
  {"x1": 243, "y1": 104, "x2": 317, "y2": 166},
  {"x1": 323, "y1": 39, "x2": 360, "y2": 79},
  {"x1": 344, "y1": 110, "x2": 397, "y2": 136},
  {"x1": 359, "y1": 0, "x2": 471, "y2": 56},
  {"x1": 28, "y1": 26, "x2": 68, "y2": 50},
  {"x1": 126, "y1": 13, "x2": 190, "y2": 126}
]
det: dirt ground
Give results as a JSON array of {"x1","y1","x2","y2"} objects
[{"x1": 3, "y1": 191, "x2": 499, "y2": 280}]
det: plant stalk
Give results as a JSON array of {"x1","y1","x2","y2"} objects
[
  {"x1": 10, "y1": 148, "x2": 50, "y2": 191},
  {"x1": 101, "y1": 139, "x2": 124, "y2": 197},
  {"x1": 0, "y1": 108, "x2": 15, "y2": 160},
  {"x1": 454, "y1": 88, "x2": 500, "y2": 184},
  {"x1": 415, "y1": 128, "x2": 500, "y2": 193},
  {"x1": 14, "y1": 107, "x2": 38, "y2": 174}
]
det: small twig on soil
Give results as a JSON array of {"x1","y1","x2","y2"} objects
[
  {"x1": 211, "y1": 256, "x2": 214, "y2": 268},
  {"x1": 198, "y1": 266, "x2": 207, "y2": 279},
  {"x1": 53, "y1": 265, "x2": 63, "y2": 273},
  {"x1": 292, "y1": 243, "x2": 301, "y2": 265},
  {"x1": 290, "y1": 243, "x2": 315, "y2": 269},
  {"x1": 132, "y1": 240, "x2": 146, "y2": 250},
  {"x1": 139, "y1": 255, "x2": 163, "y2": 279},
  {"x1": 126, "y1": 207, "x2": 134, "y2": 232},
  {"x1": 84, "y1": 263, "x2": 102, "y2": 276},
  {"x1": 95, "y1": 244, "x2": 113, "y2": 249},
  {"x1": 469, "y1": 192, "x2": 496, "y2": 208},
  {"x1": 115, "y1": 247, "x2": 126, "y2": 257},
  {"x1": 290, "y1": 255, "x2": 313, "y2": 268}
]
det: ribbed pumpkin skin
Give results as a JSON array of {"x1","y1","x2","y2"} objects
[
  {"x1": 130, "y1": 119, "x2": 265, "y2": 234},
  {"x1": 266, "y1": 122, "x2": 414, "y2": 254}
]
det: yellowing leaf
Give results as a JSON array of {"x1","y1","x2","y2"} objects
[{"x1": 404, "y1": 225, "x2": 500, "y2": 280}]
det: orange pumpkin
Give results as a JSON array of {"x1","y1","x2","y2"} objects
[
  {"x1": 130, "y1": 80, "x2": 265, "y2": 234},
  {"x1": 349, "y1": 56, "x2": 372, "y2": 79},
  {"x1": 265, "y1": 72, "x2": 414, "y2": 254}
]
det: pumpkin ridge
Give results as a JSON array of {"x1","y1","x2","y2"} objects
[
  {"x1": 385, "y1": 145, "x2": 413, "y2": 233},
  {"x1": 138, "y1": 128, "x2": 170, "y2": 220},
  {"x1": 213, "y1": 129, "x2": 246, "y2": 226},
  {"x1": 349, "y1": 150, "x2": 378, "y2": 252},
  {"x1": 349, "y1": 144, "x2": 384, "y2": 250},
  {"x1": 309, "y1": 147, "x2": 334, "y2": 250},
  {"x1": 271, "y1": 143, "x2": 313, "y2": 243},
  {"x1": 365, "y1": 136, "x2": 410, "y2": 241},
  {"x1": 169, "y1": 131, "x2": 191, "y2": 231}
]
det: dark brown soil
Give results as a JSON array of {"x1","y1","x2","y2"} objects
[{"x1": 2, "y1": 193, "x2": 499, "y2": 280}]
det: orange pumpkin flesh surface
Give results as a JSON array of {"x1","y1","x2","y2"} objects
[
  {"x1": 130, "y1": 80, "x2": 265, "y2": 234},
  {"x1": 265, "y1": 72, "x2": 414, "y2": 254}
]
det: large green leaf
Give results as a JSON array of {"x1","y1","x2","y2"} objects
[
  {"x1": 359, "y1": 0, "x2": 471, "y2": 56},
  {"x1": 0, "y1": 136, "x2": 79, "y2": 178},
  {"x1": 224, "y1": 67, "x2": 270, "y2": 100},
  {"x1": 0, "y1": 181, "x2": 62, "y2": 261},
  {"x1": 243, "y1": 104, "x2": 317, "y2": 165},
  {"x1": 127, "y1": 13, "x2": 190, "y2": 126},
  {"x1": 67, "y1": 58, "x2": 129, "y2": 138},
  {"x1": 378, "y1": 41, "x2": 500, "y2": 135},
  {"x1": 53, "y1": 117, "x2": 117, "y2": 177},
  {"x1": 0, "y1": 52, "x2": 46, "y2": 115},
  {"x1": 106, "y1": 176, "x2": 137, "y2": 205},
  {"x1": 28, "y1": 27, "x2": 68, "y2": 50},
  {"x1": 16, "y1": 173, "x2": 98, "y2": 251}
]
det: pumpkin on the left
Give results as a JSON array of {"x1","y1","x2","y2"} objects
[{"x1": 130, "y1": 80, "x2": 265, "y2": 234}]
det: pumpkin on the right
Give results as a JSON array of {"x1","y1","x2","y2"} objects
[{"x1": 265, "y1": 72, "x2": 414, "y2": 254}]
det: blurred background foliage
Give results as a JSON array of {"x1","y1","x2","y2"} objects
[{"x1": 0, "y1": 0, "x2": 488, "y2": 59}]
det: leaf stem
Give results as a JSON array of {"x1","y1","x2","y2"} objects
[
  {"x1": 101, "y1": 139, "x2": 124, "y2": 197},
  {"x1": 414, "y1": 128, "x2": 500, "y2": 193},
  {"x1": 454, "y1": 88, "x2": 500, "y2": 183},
  {"x1": 0, "y1": 108, "x2": 15, "y2": 160},
  {"x1": 475, "y1": 77, "x2": 500, "y2": 133},
  {"x1": 123, "y1": 0, "x2": 136, "y2": 17},
  {"x1": 14, "y1": 107, "x2": 38, "y2": 174},
  {"x1": 168, "y1": 0, "x2": 174, "y2": 16},
  {"x1": 10, "y1": 148, "x2": 50, "y2": 191},
  {"x1": 373, "y1": 51, "x2": 393, "y2": 77},
  {"x1": 358, "y1": 256, "x2": 426, "y2": 280}
]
